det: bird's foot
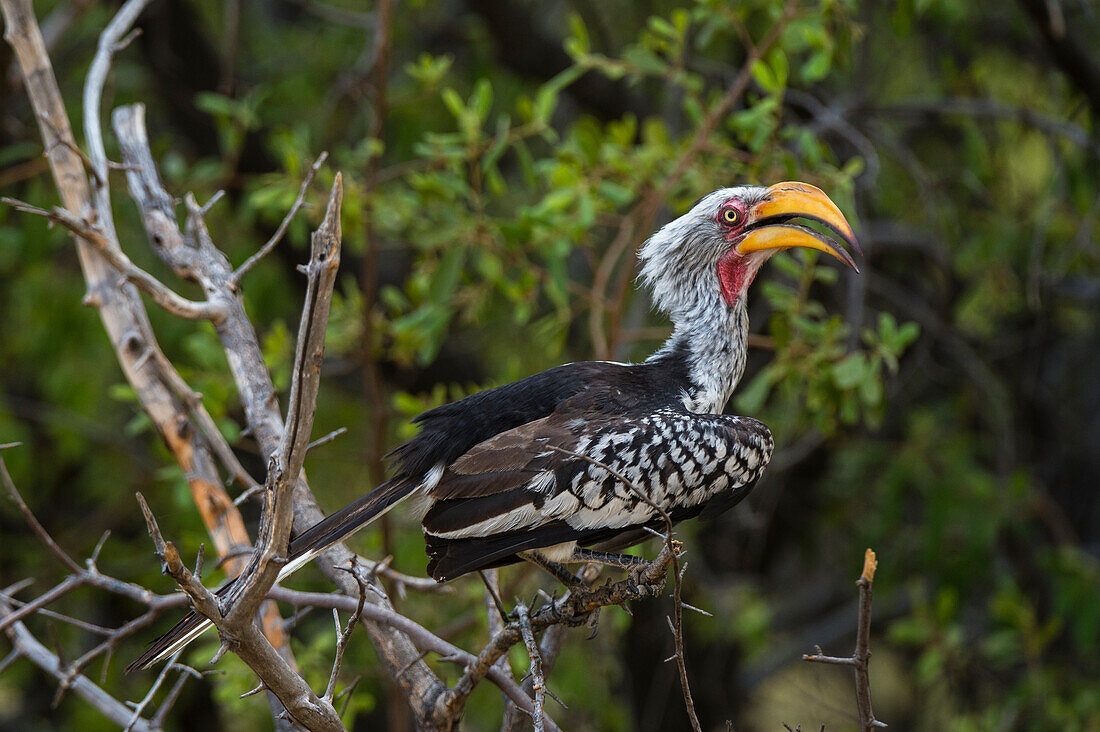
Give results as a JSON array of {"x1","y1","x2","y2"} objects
[{"x1": 626, "y1": 561, "x2": 649, "y2": 588}]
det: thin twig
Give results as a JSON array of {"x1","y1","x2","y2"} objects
[
  {"x1": 232, "y1": 152, "x2": 328, "y2": 283},
  {"x1": 323, "y1": 560, "x2": 367, "y2": 703},
  {"x1": 124, "y1": 651, "x2": 181, "y2": 731},
  {"x1": 0, "y1": 451, "x2": 82, "y2": 574},
  {"x1": 0, "y1": 596, "x2": 155, "y2": 732},
  {"x1": 151, "y1": 667, "x2": 194, "y2": 727}
]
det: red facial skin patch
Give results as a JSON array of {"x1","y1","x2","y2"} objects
[{"x1": 717, "y1": 249, "x2": 754, "y2": 308}]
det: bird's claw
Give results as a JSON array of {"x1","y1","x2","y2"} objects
[{"x1": 585, "y1": 608, "x2": 601, "y2": 639}]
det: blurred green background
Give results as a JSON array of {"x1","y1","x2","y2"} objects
[{"x1": 1, "y1": 0, "x2": 1098, "y2": 729}]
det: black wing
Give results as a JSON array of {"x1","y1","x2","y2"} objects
[{"x1": 387, "y1": 361, "x2": 631, "y2": 480}]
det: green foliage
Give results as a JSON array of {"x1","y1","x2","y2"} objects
[{"x1": 2, "y1": 0, "x2": 1099, "y2": 730}]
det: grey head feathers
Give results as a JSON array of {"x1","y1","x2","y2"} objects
[{"x1": 637, "y1": 186, "x2": 768, "y2": 321}]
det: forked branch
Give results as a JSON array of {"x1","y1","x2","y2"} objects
[{"x1": 803, "y1": 549, "x2": 887, "y2": 731}]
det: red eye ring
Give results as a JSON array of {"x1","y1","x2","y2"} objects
[{"x1": 720, "y1": 207, "x2": 740, "y2": 226}]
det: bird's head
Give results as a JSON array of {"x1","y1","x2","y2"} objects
[{"x1": 639, "y1": 182, "x2": 860, "y2": 319}]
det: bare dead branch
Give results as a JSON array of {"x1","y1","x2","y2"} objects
[
  {"x1": 514, "y1": 601, "x2": 545, "y2": 732},
  {"x1": 480, "y1": 569, "x2": 519, "y2": 724},
  {"x1": 0, "y1": 589, "x2": 112, "y2": 638},
  {"x1": 501, "y1": 622, "x2": 568, "y2": 731},
  {"x1": 438, "y1": 543, "x2": 681, "y2": 730},
  {"x1": 111, "y1": 99, "x2": 449, "y2": 723},
  {"x1": 0, "y1": 575, "x2": 83, "y2": 634},
  {"x1": 354, "y1": 556, "x2": 456, "y2": 596},
  {"x1": 150, "y1": 665, "x2": 197, "y2": 727},
  {"x1": 82, "y1": 0, "x2": 149, "y2": 243},
  {"x1": 0, "y1": 12, "x2": 295, "y2": 720},
  {"x1": 53, "y1": 610, "x2": 161, "y2": 703},
  {"x1": 138, "y1": 484, "x2": 345, "y2": 731},
  {"x1": 226, "y1": 173, "x2": 343, "y2": 631},
  {"x1": 307, "y1": 426, "x2": 349, "y2": 453},
  {"x1": 0, "y1": 508, "x2": 191, "y2": 730},
  {"x1": 803, "y1": 549, "x2": 887, "y2": 731},
  {"x1": 135, "y1": 492, "x2": 225, "y2": 623},
  {"x1": 266, "y1": 586, "x2": 558, "y2": 731},
  {"x1": 126, "y1": 177, "x2": 348, "y2": 730},
  {"x1": 0, "y1": 197, "x2": 224, "y2": 320},
  {"x1": 232, "y1": 151, "x2": 329, "y2": 283},
  {"x1": 1, "y1": 591, "x2": 160, "y2": 732}
]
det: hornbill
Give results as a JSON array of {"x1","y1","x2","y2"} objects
[{"x1": 128, "y1": 182, "x2": 859, "y2": 671}]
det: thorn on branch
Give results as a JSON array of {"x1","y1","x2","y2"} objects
[
  {"x1": 336, "y1": 673, "x2": 362, "y2": 719},
  {"x1": 306, "y1": 426, "x2": 348, "y2": 453},
  {"x1": 478, "y1": 570, "x2": 509, "y2": 625},
  {"x1": 232, "y1": 484, "x2": 264, "y2": 506},
  {"x1": 199, "y1": 190, "x2": 226, "y2": 215},
  {"x1": 209, "y1": 641, "x2": 229, "y2": 666},
  {"x1": 0, "y1": 649, "x2": 21, "y2": 675},
  {"x1": 109, "y1": 27, "x2": 142, "y2": 54},
  {"x1": 0, "y1": 197, "x2": 224, "y2": 322},
  {"x1": 88, "y1": 530, "x2": 112, "y2": 570},
  {"x1": 240, "y1": 681, "x2": 267, "y2": 699},
  {"x1": 1, "y1": 578, "x2": 35, "y2": 596}
]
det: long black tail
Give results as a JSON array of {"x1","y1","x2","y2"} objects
[{"x1": 126, "y1": 478, "x2": 415, "y2": 672}]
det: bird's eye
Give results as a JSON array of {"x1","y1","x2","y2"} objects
[{"x1": 721, "y1": 207, "x2": 740, "y2": 226}]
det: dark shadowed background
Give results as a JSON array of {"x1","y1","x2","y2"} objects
[{"x1": 1, "y1": 0, "x2": 1098, "y2": 729}]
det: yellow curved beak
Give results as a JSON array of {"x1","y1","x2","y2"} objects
[{"x1": 737, "y1": 182, "x2": 861, "y2": 272}]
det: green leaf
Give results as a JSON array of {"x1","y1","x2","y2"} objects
[
  {"x1": 766, "y1": 48, "x2": 788, "y2": 90},
  {"x1": 567, "y1": 13, "x2": 590, "y2": 56},
  {"x1": 831, "y1": 353, "x2": 868, "y2": 389},
  {"x1": 533, "y1": 65, "x2": 586, "y2": 124},
  {"x1": 647, "y1": 16, "x2": 677, "y2": 39},
  {"x1": 801, "y1": 48, "x2": 832, "y2": 82},
  {"x1": 482, "y1": 114, "x2": 511, "y2": 172},
  {"x1": 471, "y1": 78, "x2": 493, "y2": 122},
  {"x1": 441, "y1": 88, "x2": 466, "y2": 121},
  {"x1": 751, "y1": 59, "x2": 778, "y2": 93}
]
